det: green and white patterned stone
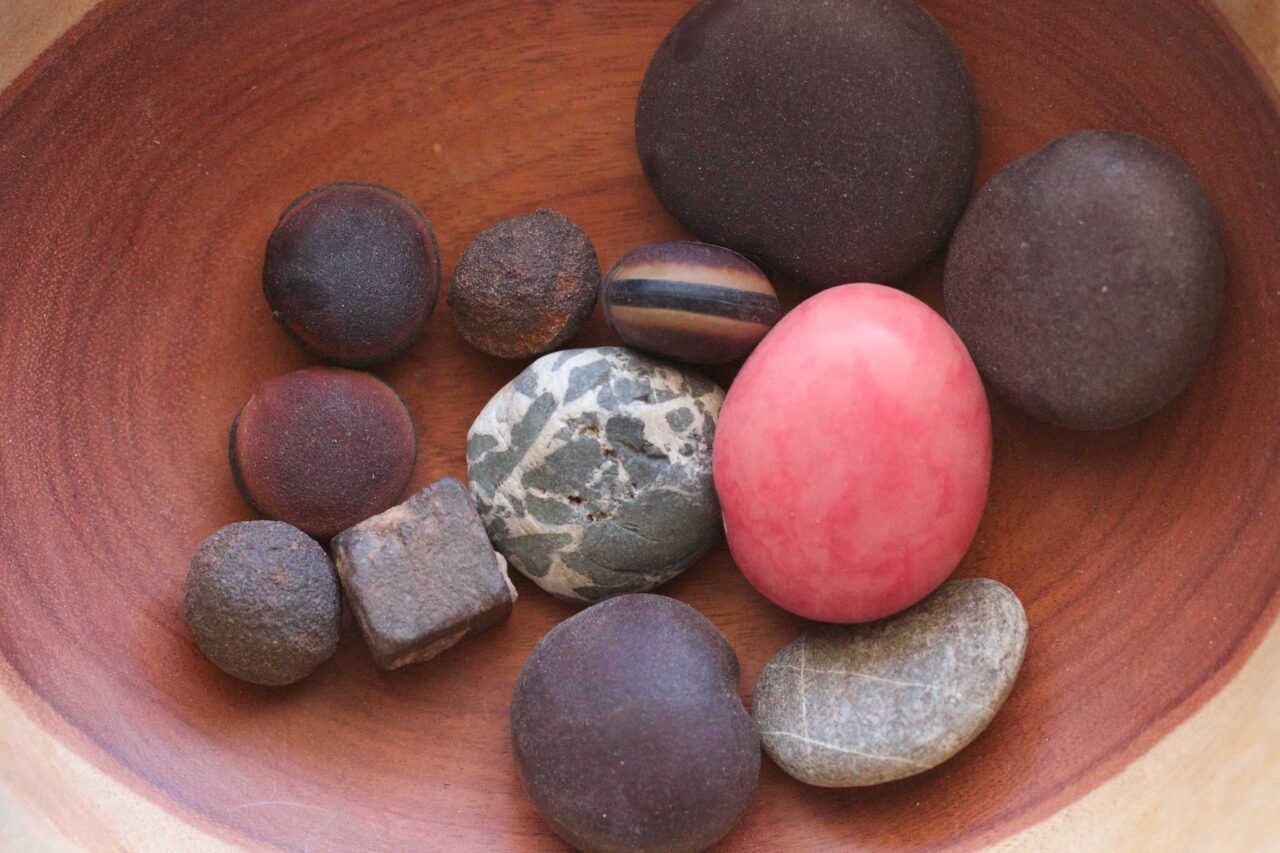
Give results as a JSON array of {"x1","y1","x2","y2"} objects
[{"x1": 467, "y1": 347, "x2": 724, "y2": 602}]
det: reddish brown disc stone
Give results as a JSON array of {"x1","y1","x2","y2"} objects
[{"x1": 229, "y1": 367, "x2": 418, "y2": 538}]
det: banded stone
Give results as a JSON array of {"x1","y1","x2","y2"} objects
[{"x1": 603, "y1": 241, "x2": 781, "y2": 364}]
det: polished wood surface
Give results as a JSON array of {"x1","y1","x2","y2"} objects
[{"x1": 1, "y1": 1, "x2": 1278, "y2": 849}]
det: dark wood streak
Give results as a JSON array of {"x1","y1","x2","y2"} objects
[{"x1": 0, "y1": 0, "x2": 1278, "y2": 850}]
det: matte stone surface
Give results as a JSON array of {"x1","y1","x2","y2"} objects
[
  {"x1": 944, "y1": 130, "x2": 1225, "y2": 430},
  {"x1": 636, "y1": 0, "x2": 980, "y2": 289},
  {"x1": 511, "y1": 594, "x2": 760, "y2": 853},
  {"x1": 263, "y1": 182, "x2": 440, "y2": 366},
  {"x1": 331, "y1": 478, "x2": 516, "y2": 670},
  {"x1": 184, "y1": 521, "x2": 341, "y2": 686},
  {"x1": 229, "y1": 367, "x2": 418, "y2": 539},
  {"x1": 603, "y1": 241, "x2": 781, "y2": 364},
  {"x1": 713, "y1": 285, "x2": 991, "y2": 623},
  {"x1": 467, "y1": 347, "x2": 723, "y2": 602},
  {"x1": 449, "y1": 209, "x2": 601, "y2": 359},
  {"x1": 753, "y1": 579, "x2": 1028, "y2": 787}
]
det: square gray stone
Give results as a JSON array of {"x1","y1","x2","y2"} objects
[{"x1": 332, "y1": 477, "x2": 516, "y2": 670}]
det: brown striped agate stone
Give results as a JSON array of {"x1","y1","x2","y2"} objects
[{"x1": 602, "y1": 242, "x2": 781, "y2": 364}]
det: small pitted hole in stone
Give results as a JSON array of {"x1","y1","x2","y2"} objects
[
  {"x1": 577, "y1": 423, "x2": 600, "y2": 436},
  {"x1": 587, "y1": 511, "x2": 609, "y2": 522},
  {"x1": 602, "y1": 446, "x2": 617, "y2": 458},
  {"x1": 568, "y1": 495, "x2": 584, "y2": 505}
]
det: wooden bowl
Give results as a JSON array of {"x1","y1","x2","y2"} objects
[{"x1": 2, "y1": 1, "x2": 1278, "y2": 849}]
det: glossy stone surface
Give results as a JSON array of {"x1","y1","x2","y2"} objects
[
  {"x1": 263, "y1": 183, "x2": 440, "y2": 366},
  {"x1": 511, "y1": 594, "x2": 760, "y2": 852},
  {"x1": 753, "y1": 579, "x2": 1028, "y2": 787},
  {"x1": 603, "y1": 241, "x2": 781, "y2": 364},
  {"x1": 944, "y1": 131, "x2": 1224, "y2": 430},
  {"x1": 449, "y1": 209, "x2": 601, "y2": 359},
  {"x1": 184, "y1": 521, "x2": 341, "y2": 686},
  {"x1": 467, "y1": 347, "x2": 723, "y2": 602},
  {"x1": 230, "y1": 367, "x2": 417, "y2": 539},
  {"x1": 636, "y1": 0, "x2": 980, "y2": 289},
  {"x1": 331, "y1": 478, "x2": 517, "y2": 670},
  {"x1": 713, "y1": 285, "x2": 991, "y2": 623}
]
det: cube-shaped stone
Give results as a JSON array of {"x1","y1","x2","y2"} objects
[{"x1": 332, "y1": 477, "x2": 516, "y2": 670}]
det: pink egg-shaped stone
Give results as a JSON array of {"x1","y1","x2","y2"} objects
[{"x1": 713, "y1": 284, "x2": 991, "y2": 623}]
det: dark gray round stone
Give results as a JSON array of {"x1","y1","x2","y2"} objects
[
  {"x1": 511, "y1": 594, "x2": 760, "y2": 853},
  {"x1": 467, "y1": 347, "x2": 723, "y2": 602},
  {"x1": 753, "y1": 579, "x2": 1028, "y2": 787},
  {"x1": 944, "y1": 131, "x2": 1224, "y2": 430},
  {"x1": 184, "y1": 521, "x2": 341, "y2": 686},
  {"x1": 636, "y1": 0, "x2": 980, "y2": 289}
]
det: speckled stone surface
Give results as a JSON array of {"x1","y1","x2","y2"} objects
[
  {"x1": 449, "y1": 209, "x2": 600, "y2": 359},
  {"x1": 944, "y1": 131, "x2": 1224, "y2": 430},
  {"x1": 331, "y1": 478, "x2": 516, "y2": 670},
  {"x1": 511, "y1": 594, "x2": 760, "y2": 853},
  {"x1": 184, "y1": 521, "x2": 341, "y2": 686},
  {"x1": 467, "y1": 347, "x2": 723, "y2": 602},
  {"x1": 753, "y1": 579, "x2": 1028, "y2": 787},
  {"x1": 636, "y1": 0, "x2": 980, "y2": 289}
]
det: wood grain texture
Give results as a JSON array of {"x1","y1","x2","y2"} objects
[{"x1": 0, "y1": 0, "x2": 1278, "y2": 850}]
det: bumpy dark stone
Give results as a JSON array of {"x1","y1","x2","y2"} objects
[
  {"x1": 449, "y1": 209, "x2": 600, "y2": 359},
  {"x1": 636, "y1": 0, "x2": 980, "y2": 289},
  {"x1": 753, "y1": 579, "x2": 1027, "y2": 787},
  {"x1": 331, "y1": 478, "x2": 516, "y2": 670},
  {"x1": 944, "y1": 131, "x2": 1225, "y2": 430},
  {"x1": 511, "y1": 594, "x2": 760, "y2": 852},
  {"x1": 263, "y1": 183, "x2": 440, "y2": 366},
  {"x1": 603, "y1": 241, "x2": 781, "y2": 364},
  {"x1": 184, "y1": 521, "x2": 340, "y2": 686},
  {"x1": 467, "y1": 347, "x2": 723, "y2": 602},
  {"x1": 230, "y1": 367, "x2": 417, "y2": 538}
]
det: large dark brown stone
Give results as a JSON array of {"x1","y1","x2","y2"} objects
[
  {"x1": 511, "y1": 594, "x2": 759, "y2": 852},
  {"x1": 635, "y1": 0, "x2": 980, "y2": 290},
  {"x1": 944, "y1": 131, "x2": 1224, "y2": 430}
]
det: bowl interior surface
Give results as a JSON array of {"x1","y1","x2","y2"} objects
[{"x1": 1, "y1": 0, "x2": 1279, "y2": 849}]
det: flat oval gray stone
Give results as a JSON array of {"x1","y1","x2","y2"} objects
[
  {"x1": 753, "y1": 578, "x2": 1028, "y2": 787},
  {"x1": 467, "y1": 347, "x2": 724, "y2": 602}
]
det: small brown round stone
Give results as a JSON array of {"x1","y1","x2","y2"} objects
[
  {"x1": 184, "y1": 521, "x2": 341, "y2": 686},
  {"x1": 448, "y1": 209, "x2": 600, "y2": 359},
  {"x1": 636, "y1": 0, "x2": 980, "y2": 289},
  {"x1": 511, "y1": 594, "x2": 759, "y2": 852},
  {"x1": 263, "y1": 183, "x2": 440, "y2": 367},
  {"x1": 230, "y1": 367, "x2": 417, "y2": 538},
  {"x1": 944, "y1": 131, "x2": 1224, "y2": 430},
  {"x1": 753, "y1": 579, "x2": 1027, "y2": 787}
]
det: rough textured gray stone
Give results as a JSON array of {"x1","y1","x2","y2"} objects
[
  {"x1": 467, "y1": 347, "x2": 723, "y2": 602},
  {"x1": 331, "y1": 478, "x2": 516, "y2": 670},
  {"x1": 753, "y1": 579, "x2": 1028, "y2": 787},
  {"x1": 184, "y1": 521, "x2": 340, "y2": 686}
]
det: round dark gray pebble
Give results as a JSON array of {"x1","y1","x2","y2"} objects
[
  {"x1": 753, "y1": 579, "x2": 1027, "y2": 787},
  {"x1": 449, "y1": 209, "x2": 600, "y2": 359},
  {"x1": 467, "y1": 347, "x2": 723, "y2": 602},
  {"x1": 944, "y1": 131, "x2": 1224, "y2": 430},
  {"x1": 636, "y1": 0, "x2": 980, "y2": 289},
  {"x1": 184, "y1": 521, "x2": 341, "y2": 686},
  {"x1": 511, "y1": 594, "x2": 760, "y2": 853}
]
